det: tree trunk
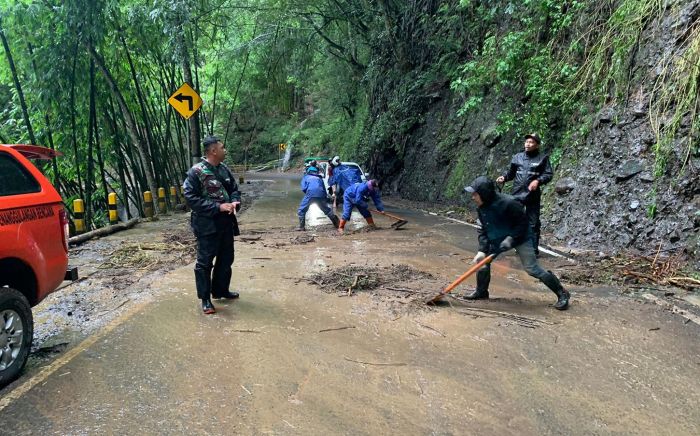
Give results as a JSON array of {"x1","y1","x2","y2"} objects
[
  {"x1": 69, "y1": 41, "x2": 85, "y2": 201},
  {"x1": 223, "y1": 22, "x2": 257, "y2": 145},
  {"x1": 0, "y1": 17, "x2": 36, "y2": 145},
  {"x1": 104, "y1": 101, "x2": 131, "y2": 219},
  {"x1": 27, "y1": 42, "x2": 61, "y2": 193},
  {"x1": 177, "y1": 20, "x2": 200, "y2": 165},
  {"x1": 94, "y1": 86, "x2": 109, "y2": 208},
  {"x1": 86, "y1": 42, "x2": 158, "y2": 204},
  {"x1": 85, "y1": 58, "x2": 96, "y2": 229}
]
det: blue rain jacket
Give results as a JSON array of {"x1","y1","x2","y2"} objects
[
  {"x1": 329, "y1": 165, "x2": 362, "y2": 191},
  {"x1": 344, "y1": 182, "x2": 384, "y2": 212},
  {"x1": 301, "y1": 173, "x2": 327, "y2": 198}
]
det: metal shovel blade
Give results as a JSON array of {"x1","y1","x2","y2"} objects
[
  {"x1": 425, "y1": 254, "x2": 496, "y2": 304},
  {"x1": 390, "y1": 219, "x2": 408, "y2": 229},
  {"x1": 373, "y1": 209, "x2": 408, "y2": 230}
]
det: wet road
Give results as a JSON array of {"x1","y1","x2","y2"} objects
[{"x1": 1, "y1": 175, "x2": 699, "y2": 435}]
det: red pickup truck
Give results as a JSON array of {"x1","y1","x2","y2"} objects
[{"x1": 0, "y1": 144, "x2": 77, "y2": 388}]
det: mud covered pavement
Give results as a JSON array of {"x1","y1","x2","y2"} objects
[{"x1": 1, "y1": 174, "x2": 699, "y2": 435}]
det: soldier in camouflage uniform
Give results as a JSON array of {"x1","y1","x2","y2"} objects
[{"x1": 183, "y1": 136, "x2": 242, "y2": 314}]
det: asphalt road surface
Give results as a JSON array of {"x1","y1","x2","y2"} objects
[{"x1": 1, "y1": 175, "x2": 698, "y2": 435}]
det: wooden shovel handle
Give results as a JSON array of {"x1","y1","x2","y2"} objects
[
  {"x1": 442, "y1": 254, "x2": 496, "y2": 294},
  {"x1": 371, "y1": 209, "x2": 405, "y2": 222}
]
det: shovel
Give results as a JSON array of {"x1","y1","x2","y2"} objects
[
  {"x1": 372, "y1": 209, "x2": 408, "y2": 229},
  {"x1": 425, "y1": 253, "x2": 497, "y2": 304}
]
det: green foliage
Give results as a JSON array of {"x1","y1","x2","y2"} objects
[
  {"x1": 445, "y1": 153, "x2": 468, "y2": 199},
  {"x1": 447, "y1": 0, "x2": 696, "y2": 182},
  {"x1": 0, "y1": 0, "x2": 697, "y2": 226},
  {"x1": 450, "y1": 1, "x2": 589, "y2": 145},
  {"x1": 649, "y1": 20, "x2": 700, "y2": 178}
]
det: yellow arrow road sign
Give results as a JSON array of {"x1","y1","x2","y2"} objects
[{"x1": 168, "y1": 83, "x2": 202, "y2": 119}]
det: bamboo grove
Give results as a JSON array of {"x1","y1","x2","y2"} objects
[{"x1": 1, "y1": 0, "x2": 698, "y2": 230}]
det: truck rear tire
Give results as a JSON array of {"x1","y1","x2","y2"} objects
[{"x1": 0, "y1": 288, "x2": 33, "y2": 388}]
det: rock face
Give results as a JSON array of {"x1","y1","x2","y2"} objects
[
  {"x1": 372, "y1": 2, "x2": 699, "y2": 267},
  {"x1": 555, "y1": 178, "x2": 576, "y2": 195},
  {"x1": 545, "y1": 102, "x2": 699, "y2": 264}
]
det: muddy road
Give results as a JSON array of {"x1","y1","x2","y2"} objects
[{"x1": 1, "y1": 174, "x2": 699, "y2": 435}]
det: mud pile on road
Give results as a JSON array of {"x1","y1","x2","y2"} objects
[{"x1": 307, "y1": 264, "x2": 441, "y2": 302}]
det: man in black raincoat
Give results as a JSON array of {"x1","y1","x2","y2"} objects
[
  {"x1": 497, "y1": 133, "x2": 553, "y2": 256},
  {"x1": 464, "y1": 176, "x2": 570, "y2": 310},
  {"x1": 183, "y1": 136, "x2": 241, "y2": 314}
]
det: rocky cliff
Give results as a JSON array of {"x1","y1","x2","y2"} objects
[{"x1": 369, "y1": 0, "x2": 699, "y2": 267}]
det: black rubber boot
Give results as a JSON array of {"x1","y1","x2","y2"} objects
[
  {"x1": 554, "y1": 289, "x2": 571, "y2": 310},
  {"x1": 330, "y1": 215, "x2": 340, "y2": 229},
  {"x1": 295, "y1": 217, "x2": 305, "y2": 231},
  {"x1": 541, "y1": 270, "x2": 570, "y2": 310},
  {"x1": 215, "y1": 291, "x2": 240, "y2": 300},
  {"x1": 463, "y1": 289, "x2": 489, "y2": 300},
  {"x1": 202, "y1": 299, "x2": 216, "y2": 314},
  {"x1": 464, "y1": 268, "x2": 490, "y2": 300}
]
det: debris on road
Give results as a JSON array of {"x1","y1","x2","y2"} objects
[
  {"x1": 558, "y1": 249, "x2": 698, "y2": 291},
  {"x1": 307, "y1": 265, "x2": 437, "y2": 301},
  {"x1": 319, "y1": 326, "x2": 356, "y2": 333}
]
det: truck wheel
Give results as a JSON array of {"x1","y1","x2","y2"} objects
[{"x1": 0, "y1": 288, "x2": 33, "y2": 388}]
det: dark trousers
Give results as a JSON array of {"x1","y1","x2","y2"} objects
[
  {"x1": 194, "y1": 224, "x2": 234, "y2": 300},
  {"x1": 341, "y1": 200, "x2": 372, "y2": 221},
  {"x1": 524, "y1": 199, "x2": 541, "y2": 254},
  {"x1": 476, "y1": 239, "x2": 562, "y2": 294},
  {"x1": 298, "y1": 196, "x2": 336, "y2": 219}
]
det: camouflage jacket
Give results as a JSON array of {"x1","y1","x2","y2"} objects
[{"x1": 183, "y1": 159, "x2": 241, "y2": 237}]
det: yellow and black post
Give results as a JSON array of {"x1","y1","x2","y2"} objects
[
  {"x1": 73, "y1": 199, "x2": 85, "y2": 234},
  {"x1": 169, "y1": 186, "x2": 178, "y2": 208},
  {"x1": 143, "y1": 191, "x2": 154, "y2": 218},
  {"x1": 158, "y1": 188, "x2": 167, "y2": 214},
  {"x1": 108, "y1": 192, "x2": 118, "y2": 225}
]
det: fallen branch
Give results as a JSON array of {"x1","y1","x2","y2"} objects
[
  {"x1": 414, "y1": 322, "x2": 446, "y2": 337},
  {"x1": 347, "y1": 274, "x2": 362, "y2": 296},
  {"x1": 69, "y1": 218, "x2": 140, "y2": 245},
  {"x1": 239, "y1": 236, "x2": 262, "y2": 242},
  {"x1": 457, "y1": 307, "x2": 554, "y2": 326},
  {"x1": 307, "y1": 278, "x2": 324, "y2": 287},
  {"x1": 319, "y1": 326, "x2": 356, "y2": 333},
  {"x1": 384, "y1": 286, "x2": 418, "y2": 293},
  {"x1": 97, "y1": 298, "x2": 131, "y2": 316},
  {"x1": 343, "y1": 357, "x2": 407, "y2": 366},
  {"x1": 667, "y1": 276, "x2": 700, "y2": 287},
  {"x1": 231, "y1": 329, "x2": 261, "y2": 333}
]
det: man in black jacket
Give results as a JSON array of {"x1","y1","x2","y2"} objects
[
  {"x1": 183, "y1": 136, "x2": 241, "y2": 314},
  {"x1": 464, "y1": 176, "x2": 570, "y2": 310},
  {"x1": 497, "y1": 133, "x2": 553, "y2": 256}
]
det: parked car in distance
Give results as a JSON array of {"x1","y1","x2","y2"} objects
[
  {"x1": 0, "y1": 144, "x2": 77, "y2": 388},
  {"x1": 304, "y1": 156, "x2": 330, "y2": 167}
]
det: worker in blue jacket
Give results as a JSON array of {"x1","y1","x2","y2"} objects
[
  {"x1": 338, "y1": 180, "x2": 385, "y2": 233},
  {"x1": 297, "y1": 166, "x2": 340, "y2": 231},
  {"x1": 329, "y1": 164, "x2": 363, "y2": 198}
]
